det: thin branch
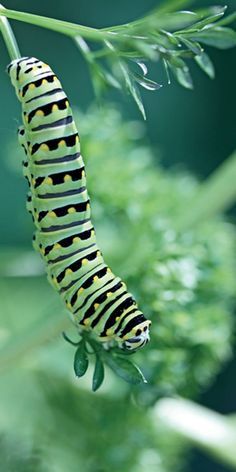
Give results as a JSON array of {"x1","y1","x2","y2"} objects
[
  {"x1": 0, "y1": 4, "x2": 21, "y2": 60},
  {"x1": 0, "y1": 6, "x2": 113, "y2": 41},
  {"x1": 176, "y1": 151, "x2": 236, "y2": 230},
  {"x1": 154, "y1": 398, "x2": 236, "y2": 469}
]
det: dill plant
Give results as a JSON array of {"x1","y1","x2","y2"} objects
[{"x1": 0, "y1": 1, "x2": 235, "y2": 471}]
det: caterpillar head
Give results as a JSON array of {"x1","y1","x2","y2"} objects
[{"x1": 122, "y1": 319, "x2": 151, "y2": 351}]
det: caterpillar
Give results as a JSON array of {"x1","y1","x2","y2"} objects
[{"x1": 8, "y1": 56, "x2": 151, "y2": 351}]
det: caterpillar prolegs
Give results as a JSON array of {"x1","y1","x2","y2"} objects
[{"x1": 8, "y1": 57, "x2": 151, "y2": 351}]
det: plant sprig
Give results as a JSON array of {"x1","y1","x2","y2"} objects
[
  {"x1": 63, "y1": 331, "x2": 147, "y2": 391},
  {"x1": 0, "y1": 2, "x2": 235, "y2": 118}
]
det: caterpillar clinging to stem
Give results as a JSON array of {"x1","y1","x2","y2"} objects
[{"x1": 8, "y1": 57, "x2": 151, "y2": 352}]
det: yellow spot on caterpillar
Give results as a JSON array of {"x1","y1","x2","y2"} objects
[
  {"x1": 66, "y1": 268, "x2": 73, "y2": 276},
  {"x1": 82, "y1": 258, "x2": 88, "y2": 265},
  {"x1": 45, "y1": 177, "x2": 53, "y2": 185},
  {"x1": 54, "y1": 243, "x2": 61, "y2": 250},
  {"x1": 75, "y1": 135, "x2": 79, "y2": 144},
  {"x1": 94, "y1": 303, "x2": 100, "y2": 310},
  {"x1": 106, "y1": 328, "x2": 113, "y2": 336},
  {"x1": 122, "y1": 333, "x2": 130, "y2": 341},
  {"x1": 91, "y1": 230, "x2": 95, "y2": 236},
  {"x1": 68, "y1": 207, "x2": 76, "y2": 214},
  {"x1": 78, "y1": 287, "x2": 84, "y2": 294},
  {"x1": 73, "y1": 237, "x2": 80, "y2": 243},
  {"x1": 58, "y1": 139, "x2": 66, "y2": 147},
  {"x1": 115, "y1": 316, "x2": 120, "y2": 322},
  {"x1": 83, "y1": 318, "x2": 90, "y2": 326},
  {"x1": 24, "y1": 115, "x2": 29, "y2": 124},
  {"x1": 42, "y1": 79, "x2": 48, "y2": 85},
  {"x1": 40, "y1": 143, "x2": 49, "y2": 152},
  {"x1": 48, "y1": 211, "x2": 56, "y2": 218},
  {"x1": 52, "y1": 104, "x2": 59, "y2": 112},
  {"x1": 29, "y1": 83, "x2": 35, "y2": 90},
  {"x1": 107, "y1": 268, "x2": 111, "y2": 273},
  {"x1": 32, "y1": 178, "x2": 36, "y2": 186},
  {"x1": 65, "y1": 100, "x2": 69, "y2": 107},
  {"x1": 86, "y1": 203, "x2": 90, "y2": 210},
  {"x1": 32, "y1": 66, "x2": 38, "y2": 71},
  {"x1": 19, "y1": 90, "x2": 23, "y2": 97},
  {"x1": 40, "y1": 248, "x2": 45, "y2": 255},
  {"x1": 66, "y1": 301, "x2": 72, "y2": 309},
  {"x1": 64, "y1": 174, "x2": 72, "y2": 182},
  {"x1": 106, "y1": 292, "x2": 112, "y2": 298},
  {"x1": 81, "y1": 170, "x2": 85, "y2": 178},
  {"x1": 93, "y1": 275, "x2": 99, "y2": 282},
  {"x1": 35, "y1": 110, "x2": 44, "y2": 117}
]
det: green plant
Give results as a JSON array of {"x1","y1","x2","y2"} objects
[
  {"x1": 0, "y1": 106, "x2": 235, "y2": 471},
  {"x1": 0, "y1": 1, "x2": 236, "y2": 117},
  {"x1": 0, "y1": 2, "x2": 235, "y2": 470},
  {"x1": 1, "y1": 1, "x2": 235, "y2": 389}
]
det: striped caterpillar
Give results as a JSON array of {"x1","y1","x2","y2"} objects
[{"x1": 8, "y1": 57, "x2": 151, "y2": 351}]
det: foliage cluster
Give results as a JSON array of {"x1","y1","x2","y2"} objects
[{"x1": 0, "y1": 1, "x2": 236, "y2": 118}]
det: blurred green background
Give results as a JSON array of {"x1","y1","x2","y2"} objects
[{"x1": 0, "y1": 1, "x2": 235, "y2": 472}]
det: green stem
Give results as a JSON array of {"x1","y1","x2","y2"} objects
[
  {"x1": 176, "y1": 150, "x2": 236, "y2": 230},
  {"x1": 0, "y1": 6, "x2": 113, "y2": 41},
  {"x1": 0, "y1": 2, "x2": 188, "y2": 39},
  {"x1": 154, "y1": 398, "x2": 236, "y2": 469},
  {"x1": 0, "y1": 4, "x2": 21, "y2": 60}
]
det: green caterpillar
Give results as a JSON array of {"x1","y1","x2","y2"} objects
[{"x1": 8, "y1": 56, "x2": 151, "y2": 351}]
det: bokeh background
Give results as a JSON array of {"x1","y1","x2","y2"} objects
[{"x1": 0, "y1": 1, "x2": 235, "y2": 472}]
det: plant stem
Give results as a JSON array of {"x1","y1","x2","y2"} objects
[
  {"x1": 0, "y1": 4, "x2": 21, "y2": 60},
  {"x1": 154, "y1": 398, "x2": 236, "y2": 469},
  {"x1": 0, "y1": 6, "x2": 113, "y2": 41},
  {"x1": 176, "y1": 150, "x2": 236, "y2": 230},
  {"x1": 0, "y1": 2, "x2": 198, "y2": 41}
]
